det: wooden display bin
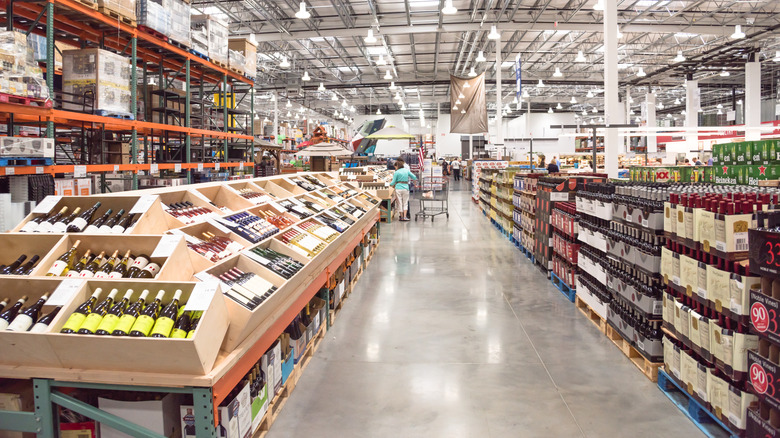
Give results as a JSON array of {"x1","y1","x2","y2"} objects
[
  {"x1": 206, "y1": 240, "x2": 309, "y2": 351},
  {"x1": 173, "y1": 221, "x2": 254, "y2": 265},
  {"x1": 225, "y1": 181, "x2": 275, "y2": 205},
  {"x1": 10, "y1": 195, "x2": 170, "y2": 235},
  {"x1": 195, "y1": 185, "x2": 254, "y2": 212},
  {"x1": 242, "y1": 203, "x2": 299, "y2": 229},
  {"x1": 156, "y1": 189, "x2": 223, "y2": 228},
  {"x1": 348, "y1": 195, "x2": 374, "y2": 210},
  {"x1": 310, "y1": 172, "x2": 338, "y2": 187},
  {"x1": 0, "y1": 278, "x2": 72, "y2": 367},
  {"x1": 309, "y1": 191, "x2": 339, "y2": 207},
  {"x1": 253, "y1": 179, "x2": 294, "y2": 199},
  {"x1": 46, "y1": 280, "x2": 229, "y2": 374},
  {"x1": 299, "y1": 193, "x2": 333, "y2": 210},
  {"x1": 0, "y1": 234, "x2": 66, "y2": 275},
  {"x1": 275, "y1": 178, "x2": 308, "y2": 196},
  {"x1": 35, "y1": 235, "x2": 196, "y2": 281}
]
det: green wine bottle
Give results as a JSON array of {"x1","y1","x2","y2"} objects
[
  {"x1": 170, "y1": 311, "x2": 190, "y2": 339},
  {"x1": 128, "y1": 290, "x2": 165, "y2": 337},
  {"x1": 95, "y1": 289, "x2": 133, "y2": 335},
  {"x1": 60, "y1": 288, "x2": 102, "y2": 334},
  {"x1": 77, "y1": 288, "x2": 118, "y2": 334},
  {"x1": 186, "y1": 311, "x2": 202, "y2": 338},
  {"x1": 111, "y1": 290, "x2": 149, "y2": 336},
  {"x1": 150, "y1": 290, "x2": 183, "y2": 338}
]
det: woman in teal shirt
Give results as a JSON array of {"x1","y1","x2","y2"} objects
[{"x1": 390, "y1": 159, "x2": 417, "y2": 221}]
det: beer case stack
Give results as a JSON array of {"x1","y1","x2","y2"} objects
[{"x1": 660, "y1": 189, "x2": 767, "y2": 435}]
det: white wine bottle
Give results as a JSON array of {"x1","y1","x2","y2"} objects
[
  {"x1": 95, "y1": 289, "x2": 133, "y2": 335},
  {"x1": 98, "y1": 209, "x2": 125, "y2": 233},
  {"x1": 77, "y1": 288, "x2": 119, "y2": 334},
  {"x1": 107, "y1": 251, "x2": 133, "y2": 279},
  {"x1": 29, "y1": 307, "x2": 61, "y2": 333},
  {"x1": 50, "y1": 207, "x2": 82, "y2": 233},
  {"x1": 150, "y1": 290, "x2": 183, "y2": 338},
  {"x1": 82, "y1": 208, "x2": 113, "y2": 233},
  {"x1": 34, "y1": 207, "x2": 68, "y2": 233},
  {"x1": 93, "y1": 250, "x2": 119, "y2": 279},
  {"x1": 60, "y1": 288, "x2": 102, "y2": 334},
  {"x1": 46, "y1": 240, "x2": 81, "y2": 276},
  {"x1": 77, "y1": 251, "x2": 106, "y2": 278},
  {"x1": 128, "y1": 290, "x2": 165, "y2": 337},
  {"x1": 111, "y1": 290, "x2": 149, "y2": 336},
  {"x1": 0, "y1": 296, "x2": 28, "y2": 331},
  {"x1": 66, "y1": 202, "x2": 101, "y2": 233},
  {"x1": 65, "y1": 250, "x2": 93, "y2": 278},
  {"x1": 6, "y1": 293, "x2": 50, "y2": 332}
]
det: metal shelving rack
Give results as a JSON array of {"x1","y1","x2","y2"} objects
[{"x1": 0, "y1": 0, "x2": 255, "y2": 189}]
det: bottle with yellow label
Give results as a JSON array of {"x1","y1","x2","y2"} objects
[
  {"x1": 111, "y1": 290, "x2": 148, "y2": 336},
  {"x1": 170, "y1": 310, "x2": 191, "y2": 339},
  {"x1": 128, "y1": 290, "x2": 165, "y2": 337},
  {"x1": 95, "y1": 289, "x2": 133, "y2": 335},
  {"x1": 77, "y1": 288, "x2": 118, "y2": 334},
  {"x1": 151, "y1": 290, "x2": 183, "y2": 338},
  {"x1": 60, "y1": 288, "x2": 102, "y2": 334},
  {"x1": 186, "y1": 311, "x2": 202, "y2": 338}
]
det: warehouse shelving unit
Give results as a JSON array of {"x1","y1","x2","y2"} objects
[{"x1": 0, "y1": 0, "x2": 255, "y2": 190}]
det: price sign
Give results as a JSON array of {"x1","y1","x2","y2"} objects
[
  {"x1": 35, "y1": 167, "x2": 43, "y2": 174},
  {"x1": 48, "y1": 279, "x2": 84, "y2": 306},
  {"x1": 32, "y1": 195, "x2": 62, "y2": 214},
  {"x1": 5, "y1": 167, "x2": 14, "y2": 175},
  {"x1": 175, "y1": 163, "x2": 182, "y2": 172},
  {"x1": 73, "y1": 165, "x2": 87, "y2": 178},
  {"x1": 215, "y1": 162, "x2": 221, "y2": 170},
  {"x1": 114, "y1": 165, "x2": 120, "y2": 172},
  {"x1": 151, "y1": 234, "x2": 183, "y2": 258},
  {"x1": 150, "y1": 164, "x2": 159, "y2": 174},
  {"x1": 750, "y1": 230, "x2": 780, "y2": 277},
  {"x1": 197, "y1": 163, "x2": 204, "y2": 172},
  {"x1": 129, "y1": 194, "x2": 158, "y2": 214},
  {"x1": 750, "y1": 362, "x2": 770, "y2": 395},
  {"x1": 185, "y1": 280, "x2": 219, "y2": 311},
  {"x1": 239, "y1": 162, "x2": 244, "y2": 170}
]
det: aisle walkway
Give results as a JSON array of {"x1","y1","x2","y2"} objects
[{"x1": 268, "y1": 180, "x2": 700, "y2": 438}]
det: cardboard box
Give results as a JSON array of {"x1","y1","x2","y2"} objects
[
  {"x1": 0, "y1": 137, "x2": 54, "y2": 158},
  {"x1": 98, "y1": 393, "x2": 183, "y2": 438},
  {"x1": 60, "y1": 422, "x2": 97, "y2": 438},
  {"x1": 261, "y1": 339, "x2": 282, "y2": 396},
  {"x1": 62, "y1": 48, "x2": 132, "y2": 114},
  {"x1": 75, "y1": 178, "x2": 91, "y2": 196},
  {"x1": 54, "y1": 179, "x2": 75, "y2": 196}
]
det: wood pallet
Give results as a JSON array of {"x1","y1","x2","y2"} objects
[
  {"x1": 575, "y1": 295, "x2": 606, "y2": 334},
  {"x1": 74, "y1": 0, "x2": 98, "y2": 10},
  {"x1": 138, "y1": 25, "x2": 168, "y2": 42},
  {"x1": 98, "y1": 7, "x2": 136, "y2": 26},
  {"x1": 228, "y1": 66, "x2": 244, "y2": 75},
  {"x1": 213, "y1": 60, "x2": 228, "y2": 69},
  {"x1": 0, "y1": 93, "x2": 52, "y2": 108},
  {"x1": 605, "y1": 324, "x2": 662, "y2": 382}
]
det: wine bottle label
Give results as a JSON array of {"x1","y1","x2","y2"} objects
[
  {"x1": 170, "y1": 328, "x2": 187, "y2": 338},
  {"x1": 20, "y1": 221, "x2": 39, "y2": 232},
  {"x1": 111, "y1": 225, "x2": 125, "y2": 234},
  {"x1": 226, "y1": 242, "x2": 244, "y2": 253},
  {"x1": 131, "y1": 257, "x2": 150, "y2": 269},
  {"x1": 83, "y1": 225, "x2": 100, "y2": 233},
  {"x1": 29, "y1": 322, "x2": 49, "y2": 333},
  {"x1": 78, "y1": 312, "x2": 104, "y2": 333},
  {"x1": 6, "y1": 314, "x2": 34, "y2": 332},
  {"x1": 66, "y1": 269, "x2": 82, "y2": 278},
  {"x1": 150, "y1": 317, "x2": 174, "y2": 337},
  {"x1": 69, "y1": 217, "x2": 88, "y2": 232},
  {"x1": 186, "y1": 329, "x2": 196, "y2": 338},
  {"x1": 0, "y1": 319, "x2": 9, "y2": 331},
  {"x1": 50, "y1": 222, "x2": 69, "y2": 233},
  {"x1": 107, "y1": 271, "x2": 125, "y2": 279},
  {"x1": 47, "y1": 260, "x2": 69, "y2": 276},
  {"x1": 130, "y1": 315, "x2": 155, "y2": 336},
  {"x1": 112, "y1": 314, "x2": 137, "y2": 335},
  {"x1": 78, "y1": 270, "x2": 96, "y2": 278},
  {"x1": 203, "y1": 251, "x2": 216, "y2": 261},
  {"x1": 98, "y1": 225, "x2": 113, "y2": 233},
  {"x1": 140, "y1": 263, "x2": 160, "y2": 277},
  {"x1": 60, "y1": 312, "x2": 87, "y2": 333},
  {"x1": 93, "y1": 271, "x2": 110, "y2": 279},
  {"x1": 35, "y1": 222, "x2": 54, "y2": 233},
  {"x1": 96, "y1": 313, "x2": 120, "y2": 334}
]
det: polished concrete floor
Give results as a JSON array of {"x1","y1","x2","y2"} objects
[{"x1": 268, "y1": 180, "x2": 701, "y2": 438}]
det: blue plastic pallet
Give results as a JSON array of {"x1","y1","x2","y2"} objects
[
  {"x1": 189, "y1": 48, "x2": 209, "y2": 61},
  {"x1": 0, "y1": 156, "x2": 53, "y2": 166},
  {"x1": 657, "y1": 370, "x2": 738, "y2": 438},
  {"x1": 94, "y1": 109, "x2": 135, "y2": 120},
  {"x1": 550, "y1": 271, "x2": 576, "y2": 303}
]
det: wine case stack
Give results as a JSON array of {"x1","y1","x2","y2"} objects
[
  {"x1": 513, "y1": 173, "x2": 540, "y2": 252},
  {"x1": 490, "y1": 171, "x2": 514, "y2": 232},
  {"x1": 550, "y1": 202, "x2": 579, "y2": 289},
  {"x1": 0, "y1": 171, "x2": 381, "y2": 382}
]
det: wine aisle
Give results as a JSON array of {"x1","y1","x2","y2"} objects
[{"x1": 267, "y1": 180, "x2": 700, "y2": 438}]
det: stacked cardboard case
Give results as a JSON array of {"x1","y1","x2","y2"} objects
[
  {"x1": 191, "y1": 15, "x2": 229, "y2": 66},
  {"x1": 97, "y1": 0, "x2": 136, "y2": 21},
  {"x1": 229, "y1": 38, "x2": 257, "y2": 78},
  {"x1": 137, "y1": 0, "x2": 171, "y2": 36},
  {"x1": 62, "y1": 48, "x2": 132, "y2": 115},
  {"x1": 0, "y1": 31, "x2": 49, "y2": 100}
]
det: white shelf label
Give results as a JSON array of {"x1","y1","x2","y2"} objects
[
  {"x1": 174, "y1": 163, "x2": 182, "y2": 172},
  {"x1": 239, "y1": 162, "x2": 244, "y2": 170},
  {"x1": 35, "y1": 167, "x2": 43, "y2": 174},
  {"x1": 73, "y1": 165, "x2": 87, "y2": 178},
  {"x1": 196, "y1": 163, "x2": 203, "y2": 171},
  {"x1": 151, "y1": 234, "x2": 182, "y2": 258},
  {"x1": 113, "y1": 165, "x2": 120, "y2": 172},
  {"x1": 129, "y1": 194, "x2": 158, "y2": 214},
  {"x1": 150, "y1": 164, "x2": 159, "y2": 174},
  {"x1": 33, "y1": 195, "x2": 62, "y2": 214},
  {"x1": 5, "y1": 167, "x2": 14, "y2": 175},
  {"x1": 215, "y1": 162, "x2": 221, "y2": 170},
  {"x1": 48, "y1": 279, "x2": 84, "y2": 306},
  {"x1": 185, "y1": 280, "x2": 219, "y2": 311}
]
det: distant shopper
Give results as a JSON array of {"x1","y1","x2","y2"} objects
[
  {"x1": 391, "y1": 159, "x2": 417, "y2": 222},
  {"x1": 451, "y1": 158, "x2": 461, "y2": 181},
  {"x1": 707, "y1": 156, "x2": 713, "y2": 166},
  {"x1": 387, "y1": 158, "x2": 395, "y2": 170},
  {"x1": 684, "y1": 158, "x2": 691, "y2": 165},
  {"x1": 547, "y1": 159, "x2": 560, "y2": 174},
  {"x1": 694, "y1": 157, "x2": 703, "y2": 166}
]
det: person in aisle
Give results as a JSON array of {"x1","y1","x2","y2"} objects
[
  {"x1": 390, "y1": 159, "x2": 417, "y2": 222},
  {"x1": 451, "y1": 158, "x2": 461, "y2": 181},
  {"x1": 707, "y1": 156, "x2": 714, "y2": 165},
  {"x1": 694, "y1": 156, "x2": 703, "y2": 166},
  {"x1": 547, "y1": 159, "x2": 559, "y2": 173}
]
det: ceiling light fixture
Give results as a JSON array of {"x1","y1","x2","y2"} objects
[
  {"x1": 342, "y1": 99, "x2": 348, "y2": 108},
  {"x1": 295, "y1": 2, "x2": 310, "y2": 19},
  {"x1": 376, "y1": 108, "x2": 382, "y2": 115},
  {"x1": 553, "y1": 67, "x2": 563, "y2": 78},
  {"x1": 365, "y1": 29, "x2": 377, "y2": 43},
  {"x1": 666, "y1": 114, "x2": 673, "y2": 119},
  {"x1": 635, "y1": 116, "x2": 641, "y2": 123},
  {"x1": 301, "y1": 71, "x2": 311, "y2": 81},
  {"x1": 716, "y1": 103, "x2": 723, "y2": 109},
  {"x1": 389, "y1": 82, "x2": 397, "y2": 90},
  {"x1": 556, "y1": 102, "x2": 563, "y2": 110},
  {"x1": 731, "y1": 24, "x2": 745, "y2": 39},
  {"x1": 774, "y1": 51, "x2": 780, "y2": 62},
  {"x1": 548, "y1": 107, "x2": 554, "y2": 113},
  {"x1": 350, "y1": 105, "x2": 355, "y2": 112},
  {"x1": 717, "y1": 109, "x2": 723, "y2": 115},
  {"x1": 537, "y1": 79, "x2": 545, "y2": 87},
  {"x1": 512, "y1": 96, "x2": 518, "y2": 104},
  {"x1": 458, "y1": 92, "x2": 465, "y2": 98},
  {"x1": 452, "y1": 105, "x2": 459, "y2": 111},
  {"x1": 441, "y1": 0, "x2": 457, "y2": 15},
  {"x1": 468, "y1": 66, "x2": 477, "y2": 77},
  {"x1": 331, "y1": 94, "x2": 338, "y2": 101},
  {"x1": 286, "y1": 100, "x2": 292, "y2": 108},
  {"x1": 658, "y1": 101, "x2": 665, "y2": 109},
  {"x1": 270, "y1": 94, "x2": 276, "y2": 102},
  {"x1": 476, "y1": 51, "x2": 486, "y2": 62},
  {"x1": 582, "y1": 110, "x2": 587, "y2": 116},
  {"x1": 592, "y1": 107, "x2": 598, "y2": 113},
  {"x1": 456, "y1": 99, "x2": 462, "y2": 105},
  {"x1": 593, "y1": 0, "x2": 604, "y2": 10},
  {"x1": 383, "y1": 70, "x2": 393, "y2": 80},
  {"x1": 463, "y1": 81, "x2": 470, "y2": 88},
  {"x1": 637, "y1": 67, "x2": 646, "y2": 77},
  {"x1": 317, "y1": 82, "x2": 326, "y2": 92},
  {"x1": 720, "y1": 69, "x2": 730, "y2": 77},
  {"x1": 586, "y1": 90, "x2": 594, "y2": 98},
  {"x1": 279, "y1": 57, "x2": 290, "y2": 68},
  {"x1": 488, "y1": 25, "x2": 501, "y2": 40},
  {"x1": 376, "y1": 55, "x2": 387, "y2": 66},
  {"x1": 286, "y1": 111, "x2": 292, "y2": 117},
  {"x1": 575, "y1": 51, "x2": 586, "y2": 63},
  {"x1": 674, "y1": 51, "x2": 686, "y2": 63},
  {"x1": 737, "y1": 99, "x2": 743, "y2": 105},
  {"x1": 673, "y1": 98, "x2": 680, "y2": 105},
  {"x1": 617, "y1": 26, "x2": 623, "y2": 39},
  {"x1": 461, "y1": 109, "x2": 466, "y2": 114},
  {"x1": 522, "y1": 89, "x2": 529, "y2": 98}
]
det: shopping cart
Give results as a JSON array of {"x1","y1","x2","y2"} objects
[{"x1": 414, "y1": 176, "x2": 449, "y2": 222}]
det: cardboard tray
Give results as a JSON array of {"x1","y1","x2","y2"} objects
[{"x1": 46, "y1": 280, "x2": 228, "y2": 374}]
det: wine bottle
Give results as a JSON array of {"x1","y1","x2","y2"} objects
[
  {"x1": 125, "y1": 254, "x2": 151, "y2": 278},
  {"x1": 50, "y1": 207, "x2": 82, "y2": 233},
  {"x1": 11, "y1": 255, "x2": 39, "y2": 276},
  {"x1": 124, "y1": 216, "x2": 140, "y2": 233},
  {"x1": 0, "y1": 297, "x2": 8, "y2": 313},
  {"x1": 65, "y1": 250, "x2": 92, "y2": 278},
  {"x1": 0, "y1": 255, "x2": 27, "y2": 275},
  {"x1": 128, "y1": 290, "x2": 165, "y2": 337},
  {"x1": 34, "y1": 207, "x2": 68, "y2": 233},
  {"x1": 95, "y1": 289, "x2": 133, "y2": 335},
  {"x1": 150, "y1": 290, "x2": 183, "y2": 338},
  {"x1": 93, "y1": 250, "x2": 119, "y2": 279},
  {"x1": 77, "y1": 288, "x2": 119, "y2": 334},
  {"x1": 82, "y1": 208, "x2": 113, "y2": 233},
  {"x1": 186, "y1": 311, "x2": 202, "y2": 338},
  {"x1": 111, "y1": 213, "x2": 135, "y2": 234},
  {"x1": 46, "y1": 240, "x2": 81, "y2": 276},
  {"x1": 0, "y1": 296, "x2": 28, "y2": 331},
  {"x1": 108, "y1": 250, "x2": 133, "y2": 279},
  {"x1": 60, "y1": 288, "x2": 102, "y2": 334},
  {"x1": 78, "y1": 250, "x2": 106, "y2": 278},
  {"x1": 131, "y1": 262, "x2": 161, "y2": 279},
  {"x1": 111, "y1": 289, "x2": 149, "y2": 336},
  {"x1": 20, "y1": 209, "x2": 54, "y2": 232},
  {"x1": 6, "y1": 293, "x2": 50, "y2": 332},
  {"x1": 98, "y1": 209, "x2": 124, "y2": 234},
  {"x1": 29, "y1": 307, "x2": 60, "y2": 333},
  {"x1": 66, "y1": 202, "x2": 101, "y2": 233},
  {"x1": 170, "y1": 311, "x2": 190, "y2": 339}
]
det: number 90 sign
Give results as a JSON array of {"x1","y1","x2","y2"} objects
[{"x1": 751, "y1": 362, "x2": 774, "y2": 397}]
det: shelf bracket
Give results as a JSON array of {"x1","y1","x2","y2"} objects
[{"x1": 192, "y1": 387, "x2": 218, "y2": 438}]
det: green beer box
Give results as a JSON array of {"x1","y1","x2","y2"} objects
[
  {"x1": 718, "y1": 142, "x2": 735, "y2": 166},
  {"x1": 733, "y1": 165, "x2": 780, "y2": 186},
  {"x1": 733, "y1": 141, "x2": 751, "y2": 165},
  {"x1": 714, "y1": 164, "x2": 737, "y2": 185},
  {"x1": 750, "y1": 139, "x2": 779, "y2": 165}
]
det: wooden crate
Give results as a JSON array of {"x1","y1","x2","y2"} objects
[
  {"x1": 46, "y1": 280, "x2": 228, "y2": 374},
  {"x1": 242, "y1": 203, "x2": 298, "y2": 229},
  {"x1": 275, "y1": 178, "x2": 307, "y2": 196},
  {"x1": 225, "y1": 181, "x2": 274, "y2": 205},
  {"x1": 0, "y1": 234, "x2": 66, "y2": 275},
  {"x1": 155, "y1": 188, "x2": 224, "y2": 228},
  {"x1": 195, "y1": 185, "x2": 255, "y2": 212},
  {"x1": 173, "y1": 221, "x2": 254, "y2": 266},
  {"x1": 252, "y1": 179, "x2": 294, "y2": 199}
]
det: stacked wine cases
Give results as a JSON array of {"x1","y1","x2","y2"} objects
[{"x1": 0, "y1": 172, "x2": 381, "y2": 375}]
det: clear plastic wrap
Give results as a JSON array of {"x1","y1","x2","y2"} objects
[
  {"x1": 228, "y1": 38, "x2": 257, "y2": 78},
  {"x1": 191, "y1": 15, "x2": 228, "y2": 65},
  {"x1": 0, "y1": 31, "x2": 49, "y2": 100},
  {"x1": 137, "y1": 0, "x2": 171, "y2": 36},
  {"x1": 228, "y1": 49, "x2": 245, "y2": 75},
  {"x1": 62, "y1": 48, "x2": 132, "y2": 114},
  {"x1": 0, "y1": 136, "x2": 54, "y2": 158},
  {"x1": 162, "y1": 0, "x2": 190, "y2": 47}
]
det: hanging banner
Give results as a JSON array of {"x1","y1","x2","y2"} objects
[
  {"x1": 515, "y1": 54, "x2": 522, "y2": 99},
  {"x1": 450, "y1": 73, "x2": 488, "y2": 134}
]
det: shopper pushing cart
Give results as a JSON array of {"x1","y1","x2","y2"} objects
[
  {"x1": 414, "y1": 176, "x2": 449, "y2": 222},
  {"x1": 390, "y1": 159, "x2": 417, "y2": 222}
]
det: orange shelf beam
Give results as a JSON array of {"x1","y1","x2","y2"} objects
[{"x1": 0, "y1": 161, "x2": 254, "y2": 176}]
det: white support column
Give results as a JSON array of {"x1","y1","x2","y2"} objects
[
  {"x1": 495, "y1": 34, "x2": 503, "y2": 145},
  {"x1": 625, "y1": 87, "x2": 631, "y2": 152},
  {"x1": 745, "y1": 60, "x2": 761, "y2": 141},
  {"x1": 273, "y1": 91, "x2": 279, "y2": 144},
  {"x1": 645, "y1": 92, "x2": 657, "y2": 153},
  {"x1": 603, "y1": 0, "x2": 620, "y2": 177},
  {"x1": 685, "y1": 79, "x2": 699, "y2": 154}
]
